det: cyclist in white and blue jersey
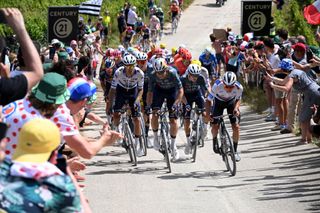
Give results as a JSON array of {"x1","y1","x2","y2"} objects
[
  {"x1": 107, "y1": 54, "x2": 145, "y2": 156},
  {"x1": 206, "y1": 71, "x2": 243, "y2": 161}
]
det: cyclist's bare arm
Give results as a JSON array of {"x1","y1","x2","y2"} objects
[
  {"x1": 107, "y1": 88, "x2": 116, "y2": 111},
  {"x1": 174, "y1": 87, "x2": 184, "y2": 105},
  {"x1": 135, "y1": 88, "x2": 144, "y2": 103}
]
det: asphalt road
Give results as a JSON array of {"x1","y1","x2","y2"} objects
[{"x1": 81, "y1": 0, "x2": 320, "y2": 212}]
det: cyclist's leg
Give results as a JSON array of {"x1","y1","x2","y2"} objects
[
  {"x1": 183, "y1": 98, "x2": 193, "y2": 154},
  {"x1": 151, "y1": 88, "x2": 164, "y2": 150},
  {"x1": 167, "y1": 90, "x2": 180, "y2": 159},
  {"x1": 211, "y1": 98, "x2": 225, "y2": 153},
  {"x1": 227, "y1": 99, "x2": 240, "y2": 155},
  {"x1": 113, "y1": 87, "x2": 127, "y2": 129}
]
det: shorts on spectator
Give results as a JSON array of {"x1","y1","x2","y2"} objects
[{"x1": 274, "y1": 89, "x2": 287, "y2": 99}]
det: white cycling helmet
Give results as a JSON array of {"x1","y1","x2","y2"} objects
[
  {"x1": 187, "y1": 64, "x2": 201, "y2": 75},
  {"x1": 153, "y1": 58, "x2": 167, "y2": 72},
  {"x1": 123, "y1": 54, "x2": 137, "y2": 65},
  {"x1": 223, "y1": 71, "x2": 237, "y2": 86},
  {"x1": 136, "y1": 52, "x2": 148, "y2": 61}
]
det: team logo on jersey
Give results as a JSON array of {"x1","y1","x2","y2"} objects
[{"x1": 2, "y1": 102, "x2": 17, "y2": 118}]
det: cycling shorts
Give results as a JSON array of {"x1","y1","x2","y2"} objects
[
  {"x1": 183, "y1": 92, "x2": 205, "y2": 119},
  {"x1": 152, "y1": 86, "x2": 178, "y2": 119},
  {"x1": 114, "y1": 86, "x2": 140, "y2": 117},
  {"x1": 171, "y1": 12, "x2": 178, "y2": 21},
  {"x1": 211, "y1": 97, "x2": 240, "y2": 124},
  {"x1": 216, "y1": 53, "x2": 225, "y2": 64}
]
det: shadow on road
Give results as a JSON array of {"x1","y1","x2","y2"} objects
[
  {"x1": 237, "y1": 109, "x2": 320, "y2": 212},
  {"x1": 196, "y1": 3, "x2": 221, "y2": 8}
]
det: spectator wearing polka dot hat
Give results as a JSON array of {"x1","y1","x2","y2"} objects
[{"x1": 2, "y1": 74, "x2": 122, "y2": 159}]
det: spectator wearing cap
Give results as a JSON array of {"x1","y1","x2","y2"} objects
[
  {"x1": 270, "y1": 59, "x2": 291, "y2": 131},
  {"x1": 2, "y1": 73, "x2": 121, "y2": 160},
  {"x1": 0, "y1": 118, "x2": 91, "y2": 212},
  {"x1": 0, "y1": 8, "x2": 43, "y2": 105},
  {"x1": 267, "y1": 58, "x2": 320, "y2": 145}
]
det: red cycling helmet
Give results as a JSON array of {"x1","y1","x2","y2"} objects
[
  {"x1": 105, "y1": 48, "x2": 114, "y2": 57},
  {"x1": 183, "y1": 51, "x2": 192, "y2": 60},
  {"x1": 154, "y1": 48, "x2": 163, "y2": 55},
  {"x1": 127, "y1": 26, "x2": 133, "y2": 32},
  {"x1": 112, "y1": 49, "x2": 122, "y2": 58}
]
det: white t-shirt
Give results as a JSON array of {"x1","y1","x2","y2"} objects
[
  {"x1": 127, "y1": 9, "x2": 137, "y2": 25},
  {"x1": 2, "y1": 98, "x2": 79, "y2": 157}
]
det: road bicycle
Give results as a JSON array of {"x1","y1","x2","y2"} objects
[
  {"x1": 157, "y1": 101, "x2": 172, "y2": 173},
  {"x1": 171, "y1": 17, "x2": 178, "y2": 34},
  {"x1": 189, "y1": 105, "x2": 205, "y2": 162},
  {"x1": 119, "y1": 105, "x2": 137, "y2": 166},
  {"x1": 216, "y1": 0, "x2": 225, "y2": 7},
  {"x1": 137, "y1": 111, "x2": 148, "y2": 156},
  {"x1": 214, "y1": 114, "x2": 236, "y2": 176}
]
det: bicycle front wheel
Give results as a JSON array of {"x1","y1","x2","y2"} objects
[
  {"x1": 125, "y1": 124, "x2": 137, "y2": 166},
  {"x1": 191, "y1": 119, "x2": 200, "y2": 162},
  {"x1": 223, "y1": 129, "x2": 236, "y2": 176},
  {"x1": 139, "y1": 117, "x2": 147, "y2": 156},
  {"x1": 161, "y1": 129, "x2": 171, "y2": 173}
]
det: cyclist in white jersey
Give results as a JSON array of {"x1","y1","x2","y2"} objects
[
  {"x1": 107, "y1": 54, "x2": 145, "y2": 156},
  {"x1": 206, "y1": 72, "x2": 243, "y2": 161}
]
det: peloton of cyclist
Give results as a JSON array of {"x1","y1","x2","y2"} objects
[
  {"x1": 181, "y1": 64, "x2": 210, "y2": 155},
  {"x1": 106, "y1": 54, "x2": 145, "y2": 156},
  {"x1": 146, "y1": 58, "x2": 183, "y2": 161},
  {"x1": 206, "y1": 72, "x2": 243, "y2": 161}
]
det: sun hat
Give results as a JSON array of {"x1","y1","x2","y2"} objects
[
  {"x1": 67, "y1": 77, "x2": 92, "y2": 101},
  {"x1": 279, "y1": 58, "x2": 294, "y2": 71},
  {"x1": 57, "y1": 51, "x2": 69, "y2": 60},
  {"x1": 32, "y1": 73, "x2": 70, "y2": 104},
  {"x1": 12, "y1": 118, "x2": 60, "y2": 163},
  {"x1": 51, "y1": 39, "x2": 60, "y2": 45}
]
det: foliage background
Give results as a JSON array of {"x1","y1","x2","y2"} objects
[
  {"x1": 273, "y1": 0, "x2": 318, "y2": 46},
  {"x1": 0, "y1": 0, "x2": 193, "y2": 47}
]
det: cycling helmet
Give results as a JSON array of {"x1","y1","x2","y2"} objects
[
  {"x1": 127, "y1": 26, "x2": 133, "y2": 32},
  {"x1": 279, "y1": 58, "x2": 294, "y2": 71},
  {"x1": 112, "y1": 49, "x2": 122, "y2": 58},
  {"x1": 160, "y1": 43, "x2": 166, "y2": 49},
  {"x1": 191, "y1": 59, "x2": 202, "y2": 66},
  {"x1": 223, "y1": 71, "x2": 237, "y2": 86},
  {"x1": 154, "y1": 48, "x2": 164, "y2": 55},
  {"x1": 183, "y1": 51, "x2": 192, "y2": 60},
  {"x1": 122, "y1": 54, "x2": 137, "y2": 65},
  {"x1": 105, "y1": 48, "x2": 114, "y2": 57},
  {"x1": 105, "y1": 58, "x2": 115, "y2": 68},
  {"x1": 127, "y1": 47, "x2": 135, "y2": 54},
  {"x1": 204, "y1": 47, "x2": 212, "y2": 54},
  {"x1": 165, "y1": 54, "x2": 174, "y2": 64},
  {"x1": 136, "y1": 52, "x2": 148, "y2": 61},
  {"x1": 187, "y1": 64, "x2": 201, "y2": 75},
  {"x1": 153, "y1": 58, "x2": 167, "y2": 72}
]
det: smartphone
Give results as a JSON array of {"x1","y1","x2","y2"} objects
[
  {"x1": 0, "y1": 10, "x2": 6, "y2": 24},
  {"x1": 1, "y1": 47, "x2": 8, "y2": 64},
  {"x1": 49, "y1": 47, "x2": 56, "y2": 60},
  {"x1": 0, "y1": 122, "x2": 8, "y2": 141},
  {"x1": 56, "y1": 153, "x2": 67, "y2": 174}
]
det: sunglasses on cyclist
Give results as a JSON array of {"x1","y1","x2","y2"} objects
[
  {"x1": 125, "y1": 64, "x2": 135, "y2": 68},
  {"x1": 224, "y1": 84, "x2": 234, "y2": 89},
  {"x1": 156, "y1": 71, "x2": 166, "y2": 76},
  {"x1": 188, "y1": 73, "x2": 199, "y2": 79}
]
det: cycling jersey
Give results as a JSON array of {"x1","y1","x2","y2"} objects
[
  {"x1": 111, "y1": 66, "x2": 144, "y2": 90},
  {"x1": 180, "y1": 74, "x2": 209, "y2": 94},
  {"x1": 199, "y1": 52, "x2": 218, "y2": 76},
  {"x1": 148, "y1": 69, "x2": 182, "y2": 92},
  {"x1": 170, "y1": 5, "x2": 180, "y2": 12},
  {"x1": 208, "y1": 79, "x2": 243, "y2": 102},
  {"x1": 124, "y1": 30, "x2": 135, "y2": 41},
  {"x1": 149, "y1": 18, "x2": 160, "y2": 30}
]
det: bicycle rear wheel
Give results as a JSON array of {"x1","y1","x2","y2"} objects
[
  {"x1": 161, "y1": 129, "x2": 171, "y2": 173},
  {"x1": 125, "y1": 124, "x2": 137, "y2": 166},
  {"x1": 223, "y1": 129, "x2": 236, "y2": 176},
  {"x1": 139, "y1": 117, "x2": 147, "y2": 156}
]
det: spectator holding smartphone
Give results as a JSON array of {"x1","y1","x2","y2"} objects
[{"x1": 0, "y1": 8, "x2": 43, "y2": 105}]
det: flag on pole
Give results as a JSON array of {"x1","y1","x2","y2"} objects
[
  {"x1": 304, "y1": 0, "x2": 320, "y2": 25},
  {"x1": 79, "y1": 0, "x2": 103, "y2": 16}
]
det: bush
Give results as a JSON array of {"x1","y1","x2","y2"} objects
[{"x1": 273, "y1": 0, "x2": 318, "y2": 46}]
